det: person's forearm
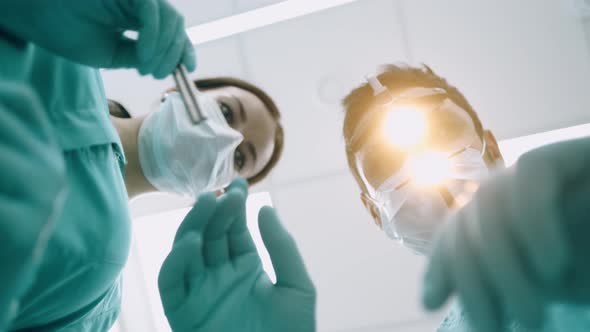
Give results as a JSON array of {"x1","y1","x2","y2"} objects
[{"x1": 110, "y1": 116, "x2": 157, "y2": 199}]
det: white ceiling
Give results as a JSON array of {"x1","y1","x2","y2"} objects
[
  {"x1": 167, "y1": 0, "x2": 287, "y2": 26},
  {"x1": 403, "y1": 0, "x2": 590, "y2": 139},
  {"x1": 102, "y1": 0, "x2": 590, "y2": 331}
]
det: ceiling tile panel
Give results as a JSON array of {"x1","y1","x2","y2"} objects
[
  {"x1": 402, "y1": 0, "x2": 590, "y2": 139},
  {"x1": 239, "y1": 0, "x2": 408, "y2": 183}
]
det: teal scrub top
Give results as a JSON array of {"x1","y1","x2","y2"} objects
[
  {"x1": 438, "y1": 302, "x2": 590, "y2": 332},
  {"x1": 1, "y1": 33, "x2": 131, "y2": 331}
]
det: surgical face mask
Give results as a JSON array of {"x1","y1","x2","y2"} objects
[
  {"x1": 138, "y1": 92, "x2": 244, "y2": 197},
  {"x1": 381, "y1": 189, "x2": 448, "y2": 255},
  {"x1": 371, "y1": 145, "x2": 489, "y2": 255}
]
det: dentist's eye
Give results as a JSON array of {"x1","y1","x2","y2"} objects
[
  {"x1": 234, "y1": 149, "x2": 245, "y2": 171},
  {"x1": 219, "y1": 102, "x2": 234, "y2": 125}
]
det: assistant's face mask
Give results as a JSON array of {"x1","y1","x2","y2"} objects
[{"x1": 138, "y1": 92, "x2": 244, "y2": 197}]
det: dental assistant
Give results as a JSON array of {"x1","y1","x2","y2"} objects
[{"x1": 0, "y1": 0, "x2": 195, "y2": 330}]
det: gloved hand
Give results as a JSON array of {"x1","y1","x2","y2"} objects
[
  {"x1": 0, "y1": 0, "x2": 195, "y2": 78},
  {"x1": 158, "y1": 179, "x2": 316, "y2": 332},
  {"x1": 0, "y1": 82, "x2": 66, "y2": 329},
  {"x1": 422, "y1": 137, "x2": 590, "y2": 332}
]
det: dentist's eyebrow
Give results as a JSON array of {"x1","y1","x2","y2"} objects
[
  {"x1": 247, "y1": 141, "x2": 257, "y2": 163},
  {"x1": 232, "y1": 95, "x2": 247, "y2": 123}
]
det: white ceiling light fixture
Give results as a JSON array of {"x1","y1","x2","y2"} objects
[
  {"x1": 499, "y1": 123, "x2": 590, "y2": 166},
  {"x1": 186, "y1": 0, "x2": 365, "y2": 45}
]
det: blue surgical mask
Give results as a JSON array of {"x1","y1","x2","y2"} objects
[{"x1": 138, "y1": 92, "x2": 244, "y2": 197}]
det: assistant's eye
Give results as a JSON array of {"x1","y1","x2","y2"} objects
[
  {"x1": 234, "y1": 149, "x2": 245, "y2": 171},
  {"x1": 219, "y1": 102, "x2": 234, "y2": 125}
]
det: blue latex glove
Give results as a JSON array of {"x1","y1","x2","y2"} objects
[
  {"x1": 0, "y1": 0, "x2": 195, "y2": 78},
  {"x1": 0, "y1": 82, "x2": 66, "y2": 329},
  {"x1": 422, "y1": 137, "x2": 590, "y2": 332},
  {"x1": 158, "y1": 179, "x2": 316, "y2": 332}
]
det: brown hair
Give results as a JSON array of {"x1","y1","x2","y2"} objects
[
  {"x1": 194, "y1": 77, "x2": 284, "y2": 186},
  {"x1": 108, "y1": 99, "x2": 131, "y2": 118},
  {"x1": 342, "y1": 63, "x2": 483, "y2": 193}
]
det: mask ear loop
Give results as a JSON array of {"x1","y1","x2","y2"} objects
[
  {"x1": 366, "y1": 75, "x2": 388, "y2": 96},
  {"x1": 439, "y1": 138, "x2": 487, "y2": 208},
  {"x1": 438, "y1": 187, "x2": 456, "y2": 208},
  {"x1": 480, "y1": 137, "x2": 487, "y2": 157}
]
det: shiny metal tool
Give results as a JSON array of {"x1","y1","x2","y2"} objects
[{"x1": 173, "y1": 64, "x2": 207, "y2": 123}]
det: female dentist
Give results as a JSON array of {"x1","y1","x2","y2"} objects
[{"x1": 0, "y1": 0, "x2": 204, "y2": 330}]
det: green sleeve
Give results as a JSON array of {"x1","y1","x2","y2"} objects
[{"x1": 0, "y1": 81, "x2": 66, "y2": 330}]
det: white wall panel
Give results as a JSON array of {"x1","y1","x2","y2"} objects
[
  {"x1": 239, "y1": 0, "x2": 407, "y2": 184},
  {"x1": 271, "y1": 173, "x2": 438, "y2": 331},
  {"x1": 325, "y1": 317, "x2": 444, "y2": 332},
  {"x1": 402, "y1": 0, "x2": 590, "y2": 139}
]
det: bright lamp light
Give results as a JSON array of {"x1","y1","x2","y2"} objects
[
  {"x1": 383, "y1": 107, "x2": 426, "y2": 148},
  {"x1": 407, "y1": 151, "x2": 451, "y2": 187}
]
